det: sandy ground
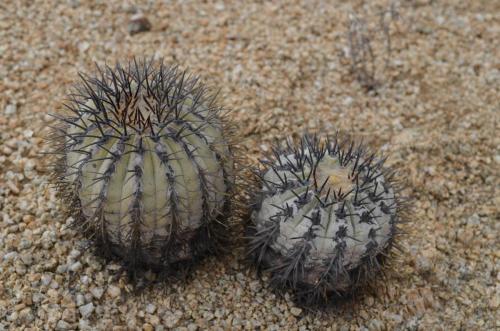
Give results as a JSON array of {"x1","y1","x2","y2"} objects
[{"x1": 0, "y1": 0, "x2": 499, "y2": 330}]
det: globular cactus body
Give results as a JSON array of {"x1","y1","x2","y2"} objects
[
  {"x1": 52, "y1": 59, "x2": 234, "y2": 272},
  {"x1": 247, "y1": 135, "x2": 406, "y2": 304}
]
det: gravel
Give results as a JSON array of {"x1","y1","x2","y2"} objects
[
  {"x1": 0, "y1": 0, "x2": 498, "y2": 330},
  {"x1": 79, "y1": 303, "x2": 95, "y2": 319}
]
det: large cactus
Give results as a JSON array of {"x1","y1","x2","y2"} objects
[
  {"x1": 246, "y1": 134, "x2": 407, "y2": 305},
  {"x1": 52, "y1": 59, "x2": 235, "y2": 272}
]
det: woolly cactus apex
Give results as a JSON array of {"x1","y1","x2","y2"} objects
[
  {"x1": 246, "y1": 134, "x2": 407, "y2": 305},
  {"x1": 51, "y1": 59, "x2": 236, "y2": 273}
]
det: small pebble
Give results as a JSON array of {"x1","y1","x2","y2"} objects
[
  {"x1": 56, "y1": 320, "x2": 71, "y2": 331},
  {"x1": 106, "y1": 285, "x2": 121, "y2": 298},
  {"x1": 3, "y1": 251, "x2": 17, "y2": 261},
  {"x1": 290, "y1": 307, "x2": 302, "y2": 317},
  {"x1": 69, "y1": 261, "x2": 82, "y2": 272},
  {"x1": 4, "y1": 104, "x2": 17, "y2": 115},
  {"x1": 128, "y1": 14, "x2": 152, "y2": 35},
  {"x1": 76, "y1": 294, "x2": 85, "y2": 307},
  {"x1": 91, "y1": 287, "x2": 104, "y2": 300},
  {"x1": 79, "y1": 303, "x2": 94, "y2": 318},
  {"x1": 145, "y1": 303, "x2": 156, "y2": 314}
]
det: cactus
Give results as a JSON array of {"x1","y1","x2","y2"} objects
[
  {"x1": 51, "y1": 59, "x2": 235, "y2": 273},
  {"x1": 246, "y1": 134, "x2": 407, "y2": 305}
]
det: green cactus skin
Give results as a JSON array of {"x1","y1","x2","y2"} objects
[
  {"x1": 246, "y1": 134, "x2": 408, "y2": 305},
  {"x1": 52, "y1": 59, "x2": 235, "y2": 273}
]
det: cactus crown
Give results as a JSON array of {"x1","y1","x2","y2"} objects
[
  {"x1": 51, "y1": 59, "x2": 235, "y2": 275},
  {"x1": 247, "y1": 134, "x2": 407, "y2": 305},
  {"x1": 61, "y1": 59, "x2": 222, "y2": 135}
]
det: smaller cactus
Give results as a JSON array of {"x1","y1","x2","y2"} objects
[
  {"x1": 51, "y1": 59, "x2": 236, "y2": 275},
  {"x1": 246, "y1": 134, "x2": 407, "y2": 305}
]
